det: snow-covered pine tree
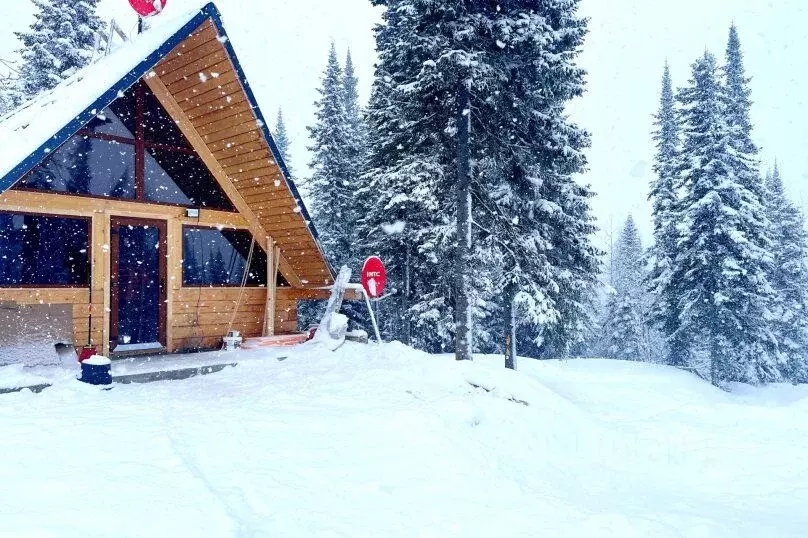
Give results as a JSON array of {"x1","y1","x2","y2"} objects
[
  {"x1": 273, "y1": 108, "x2": 293, "y2": 178},
  {"x1": 361, "y1": 0, "x2": 598, "y2": 361},
  {"x1": 462, "y1": 0, "x2": 597, "y2": 366},
  {"x1": 14, "y1": 0, "x2": 106, "y2": 101},
  {"x1": 764, "y1": 163, "x2": 808, "y2": 383},
  {"x1": 0, "y1": 74, "x2": 24, "y2": 115},
  {"x1": 307, "y1": 43, "x2": 357, "y2": 272},
  {"x1": 354, "y1": 17, "x2": 453, "y2": 350},
  {"x1": 647, "y1": 62, "x2": 687, "y2": 366},
  {"x1": 672, "y1": 52, "x2": 778, "y2": 385},
  {"x1": 343, "y1": 50, "x2": 364, "y2": 144},
  {"x1": 600, "y1": 216, "x2": 648, "y2": 361}
]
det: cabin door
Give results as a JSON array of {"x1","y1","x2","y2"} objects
[{"x1": 110, "y1": 217, "x2": 167, "y2": 353}]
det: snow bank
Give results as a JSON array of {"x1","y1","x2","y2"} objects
[{"x1": 0, "y1": 343, "x2": 806, "y2": 536}]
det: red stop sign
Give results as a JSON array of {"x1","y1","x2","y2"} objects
[
  {"x1": 361, "y1": 256, "x2": 387, "y2": 299},
  {"x1": 128, "y1": 0, "x2": 167, "y2": 17}
]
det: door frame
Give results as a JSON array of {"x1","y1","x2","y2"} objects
[{"x1": 109, "y1": 216, "x2": 168, "y2": 351}]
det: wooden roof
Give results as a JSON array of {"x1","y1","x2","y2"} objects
[{"x1": 146, "y1": 18, "x2": 332, "y2": 287}]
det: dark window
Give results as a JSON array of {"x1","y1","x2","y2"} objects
[
  {"x1": 141, "y1": 84, "x2": 192, "y2": 149},
  {"x1": 17, "y1": 136, "x2": 136, "y2": 199},
  {"x1": 0, "y1": 213, "x2": 90, "y2": 286},
  {"x1": 15, "y1": 81, "x2": 234, "y2": 211},
  {"x1": 145, "y1": 147, "x2": 232, "y2": 209},
  {"x1": 85, "y1": 108, "x2": 136, "y2": 139},
  {"x1": 182, "y1": 227, "x2": 267, "y2": 286}
]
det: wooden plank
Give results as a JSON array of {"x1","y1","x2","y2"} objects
[
  {"x1": 166, "y1": 63, "x2": 235, "y2": 99},
  {"x1": 211, "y1": 139, "x2": 264, "y2": 160},
  {"x1": 172, "y1": 301, "x2": 266, "y2": 314},
  {"x1": 159, "y1": 48, "x2": 229, "y2": 86},
  {"x1": 178, "y1": 80, "x2": 241, "y2": 109},
  {"x1": 207, "y1": 130, "x2": 263, "y2": 153},
  {"x1": 171, "y1": 69, "x2": 238, "y2": 103},
  {"x1": 276, "y1": 288, "x2": 364, "y2": 301},
  {"x1": 188, "y1": 92, "x2": 248, "y2": 121},
  {"x1": 235, "y1": 183, "x2": 287, "y2": 199},
  {"x1": 157, "y1": 26, "x2": 220, "y2": 74},
  {"x1": 173, "y1": 321, "x2": 263, "y2": 340},
  {"x1": 198, "y1": 111, "x2": 259, "y2": 139},
  {"x1": 223, "y1": 157, "x2": 276, "y2": 176},
  {"x1": 164, "y1": 58, "x2": 232, "y2": 92},
  {"x1": 173, "y1": 312, "x2": 265, "y2": 327},
  {"x1": 220, "y1": 151, "x2": 273, "y2": 171},
  {"x1": 227, "y1": 166, "x2": 277, "y2": 182},
  {"x1": 205, "y1": 121, "x2": 262, "y2": 146},
  {"x1": 0, "y1": 289, "x2": 89, "y2": 304},
  {"x1": 194, "y1": 100, "x2": 253, "y2": 130},
  {"x1": 0, "y1": 190, "x2": 248, "y2": 228}
]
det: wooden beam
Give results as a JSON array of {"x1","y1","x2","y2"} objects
[
  {"x1": 276, "y1": 288, "x2": 364, "y2": 301},
  {"x1": 263, "y1": 236, "x2": 282, "y2": 337},
  {"x1": 144, "y1": 73, "x2": 304, "y2": 288}
]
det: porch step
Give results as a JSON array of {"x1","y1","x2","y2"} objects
[{"x1": 242, "y1": 334, "x2": 309, "y2": 349}]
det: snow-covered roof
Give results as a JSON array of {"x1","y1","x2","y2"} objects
[
  {"x1": 0, "y1": 3, "x2": 210, "y2": 187},
  {"x1": 0, "y1": 2, "x2": 332, "y2": 284}
]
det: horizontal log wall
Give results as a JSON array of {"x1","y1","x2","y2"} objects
[{"x1": 276, "y1": 288, "x2": 301, "y2": 335}]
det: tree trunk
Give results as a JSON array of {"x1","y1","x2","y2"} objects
[
  {"x1": 455, "y1": 81, "x2": 473, "y2": 362},
  {"x1": 504, "y1": 283, "x2": 517, "y2": 370},
  {"x1": 403, "y1": 242, "x2": 412, "y2": 346}
]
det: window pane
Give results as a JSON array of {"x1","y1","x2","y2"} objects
[
  {"x1": 183, "y1": 228, "x2": 267, "y2": 286},
  {"x1": 18, "y1": 136, "x2": 136, "y2": 199},
  {"x1": 145, "y1": 147, "x2": 234, "y2": 210},
  {"x1": 0, "y1": 213, "x2": 90, "y2": 286},
  {"x1": 85, "y1": 107, "x2": 135, "y2": 139},
  {"x1": 107, "y1": 84, "x2": 138, "y2": 136},
  {"x1": 142, "y1": 84, "x2": 192, "y2": 149}
]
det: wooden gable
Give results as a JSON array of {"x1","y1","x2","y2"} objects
[{"x1": 144, "y1": 19, "x2": 333, "y2": 288}]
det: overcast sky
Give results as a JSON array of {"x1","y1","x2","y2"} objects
[{"x1": 1, "y1": 0, "x2": 805, "y2": 249}]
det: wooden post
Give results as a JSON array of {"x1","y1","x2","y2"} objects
[{"x1": 263, "y1": 236, "x2": 280, "y2": 336}]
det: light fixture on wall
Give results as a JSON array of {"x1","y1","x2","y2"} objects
[{"x1": 186, "y1": 208, "x2": 200, "y2": 219}]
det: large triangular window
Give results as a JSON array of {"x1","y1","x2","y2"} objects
[{"x1": 16, "y1": 81, "x2": 235, "y2": 211}]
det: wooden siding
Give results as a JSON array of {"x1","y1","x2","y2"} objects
[{"x1": 0, "y1": 191, "x2": 301, "y2": 355}]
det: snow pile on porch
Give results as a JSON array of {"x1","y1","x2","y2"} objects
[{"x1": 1, "y1": 342, "x2": 807, "y2": 536}]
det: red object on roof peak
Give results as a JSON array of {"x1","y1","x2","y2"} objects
[{"x1": 128, "y1": 0, "x2": 167, "y2": 17}]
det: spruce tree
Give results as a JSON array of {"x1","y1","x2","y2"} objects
[
  {"x1": 307, "y1": 43, "x2": 355, "y2": 272},
  {"x1": 15, "y1": 0, "x2": 106, "y2": 100},
  {"x1": 672, "y1": 52, "x2": 777, "y2": 385},
  {"x1": 647, "y1": 62, "x2": 686, "y2": 366},
  {"x1": 273, "y1": 108, "x2": 293, "y2": 178},
  {"x1": 765, "y1": 163, "x2": 808, "y2": 383},
  {"x1": 474, "y1": 0, "x2": 597, "y2": 366},
  {"x1": 361, "y1": 0, "x2": 598, "y2": 360},
  {"x1": 600, "y1": 216, "x2": 648, "y2": 360},
  {"x1": 343, "y1": 51, "x2": 364, "y2": 141}
]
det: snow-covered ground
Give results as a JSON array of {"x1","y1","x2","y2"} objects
[{"x1": 1, "y1": 342, "x2": 807, "y2": 537}]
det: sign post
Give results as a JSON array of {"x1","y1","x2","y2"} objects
[{"x1": 360, "y1": 257, "x2": 386, "y2": 343}]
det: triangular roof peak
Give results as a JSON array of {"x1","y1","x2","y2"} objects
[{"x1": 0, "y1": 3, "x2": 332, "y2": 286}]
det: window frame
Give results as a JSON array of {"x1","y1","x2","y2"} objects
[
  {"x1": 181, "y1": 224, "x2": 268, "y2": 289},
  {"x1": 0, "y1": 209, "x2": 92, "y2": 289},
  {"x1": 14, "y1": 81, "x2": 237, "y2": 213}
]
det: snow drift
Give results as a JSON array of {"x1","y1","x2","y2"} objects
[{"x1": 0, "y1": 342, "x2": 806, "y2": 536}]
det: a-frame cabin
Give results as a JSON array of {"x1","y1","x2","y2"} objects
[{"x1": 0, "y1": 3, "x2": 333, "y2": 356}]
